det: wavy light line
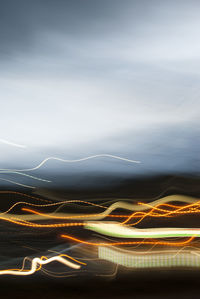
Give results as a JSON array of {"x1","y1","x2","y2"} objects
[
  {"x1": 0, "y1": 255, "x2": 81, "y2": 276},
  {"x1": 0, "y1": 199, "x2": 105, "y2": 216},
  {"x1": 61, "y1": 234, "x2": 195, "y2": 247},
  {"x1": 0, "y1": 154, "x2": 141, "y2": 172},
  {"x1": 0, "y1": 171, "x2": 51, "y2": 182},
  {"x1": 0, "y1": 192, "x2": 198, "y2": 219},
  {"x1": 1, "y1": 195, "x2": 199, "y2": 223},
  {"x1": 123, "y1": 199, "x2": 200, "y2": 225},
  {"x1": 0, "y1": 190, "x2": 52, "y2": 203},
  {"x1": 20, "y1": 205, "x2": 200, "y2": 222},
  {"x1": 0, "y1": 215, "x2": 86, "y2": 228},
  {"x1": 1, "y1": 209, "x2": 200, "y2": 237},
  {"x1": 0, "y1": 138, "x2": 26, "y2": 149},
  {"x1": 0, "y1": 178, "x2": 35, "y2": 189},
  {"x1": 21, "y1": 207, "x2": 129, "y2": 220}
]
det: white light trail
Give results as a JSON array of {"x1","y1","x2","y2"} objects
[
  {"x1": 0, "y1": 255, "x2": 80, "y2": 276},
  {"x1": 0, "y1": 138, "x2": 26, "y2": 149},
  {"x1": 0, "y1": 154, "x2": 141, "y2": 172},
  {"x1": 85, "y1": 222, "x2": 200, "y2": 238}
]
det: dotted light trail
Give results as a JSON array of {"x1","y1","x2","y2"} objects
[{"x1": 98, "y1": 247, "x2": 200, "y2": 269}]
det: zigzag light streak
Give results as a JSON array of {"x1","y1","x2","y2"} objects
[{"x1": 0, "y1": 255, "x2": 81, "y2": 276}]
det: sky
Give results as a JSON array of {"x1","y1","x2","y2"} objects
[{"x1": 0, "y1": 0, "x2": 199, "y2": 178}]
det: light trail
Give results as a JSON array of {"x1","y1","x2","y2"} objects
[
  {"x1": 21, "y1": 207, "x2": 129, "y2": 220},
  {"x1": 0, "y1": 193, "x2": 199, "y2": 221},
  {"x1": 84, "y1": 222, "x2": 200, "y2": 238},
  {"x1": 0, "y1": 154, "x2": 141, "y2": 172},
  {"x1": 0, "y1": 215, "x2": 86, "y2": 228},
  {"x1": 0, "y1": 189, "x2": 199, "y2": 277},
  {"x1": 20, "y1": 201, "x2": 200, "y2": 222},
  {"x1": 122, "y1": 199, "x2": 200, "y2": 225},
  {"x1": 61, "y1": 234, "x2": 195, "y2": 247},
  {"x1": 98, "y1": 245, "x2": 200, "y2": 256},
  {"x1": 98, "y1": 246, "x2": 200, "y2": 269},
  {"x1": 36, "y1": 195, "x2": 198, "y2": 223},
  {"x1": 0, "y1": 190, "x2": 52, "y2": 203},
  {"x1": 0, "y1": 254, "x2": 81, "y2": 276},
  {"x1": 0, "y1": 199, "x2": 104, "y2": 216},
  {"x1": 0, "y1": 171, "x2": 51, "y2": 182},
  {"x1": 0, "y1": 195, "x2": 200, "y2": 225},
  {"x1": 0, "y1": 178, "x2": 35, "y2": 189},
  {"x1": 2, "y1": 210, "x2": 200, "y2": 239},
  {"x1": 0, "y1": 210, "x2": 197, "y2": 230},
  {"x1": 0, "y1": 138, "x2": 26, "y2": 149}
]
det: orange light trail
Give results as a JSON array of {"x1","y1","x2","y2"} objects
[
  {"x1": 22, "y1": 207, "x2": 130, "y2": 219},
  {"x1": 0, "y1": 196, "x2": 200, "y2": 230},
  {"x1": 0, "y1": 190, "x2": 51, "y2": 203},
  {"x1": 1, "y1": 198, "x2": 107, "y2": 216},
  {"x1": 60, "y1": 234, "x2": 195, "y2": 247},
  {"x1": 20, "y1": 203, "x2": 200, "y2": 226},
  {"x1": 122, "y1": 201, "x2": 200, "y2": 225}
]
